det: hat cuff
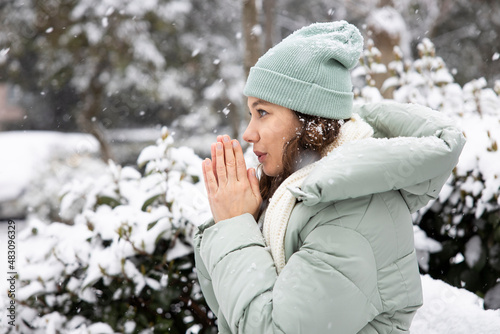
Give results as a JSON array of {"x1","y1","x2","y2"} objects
[{"x1": 243, "y1": 67, "x2": 353, "y2": 119}]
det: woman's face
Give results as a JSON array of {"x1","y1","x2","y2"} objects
[{"x1": 243, "y1": 96, "x2": 301, "y2": 177}]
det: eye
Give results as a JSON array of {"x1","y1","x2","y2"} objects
[{"x1": 257, "y1": 109, "x2": 268, "y2": 117}]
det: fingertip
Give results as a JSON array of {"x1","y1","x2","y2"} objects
[
  {"x1": 248, "y1": 167, "x2": 257, "y2": 180},
  {"x1": 248, "y1": 168, "x2": 260, "y2": 195},
  {"x1": 234, "y1": 139, "x2": 245, "y2": 153}
]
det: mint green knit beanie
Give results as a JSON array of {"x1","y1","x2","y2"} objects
[{"x1": 243, "y1": 21, "x2": 363, "y2": 119}]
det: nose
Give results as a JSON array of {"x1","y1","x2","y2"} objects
[{"x1": 243, "y1": 118, "x2": 259, "y2": 143}]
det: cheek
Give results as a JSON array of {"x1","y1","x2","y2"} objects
[
  {"x1": 279, "y1": 123, "x2": 300, "y2": 145},
  {"x1": 262, "y1": 127, "x2": 287, "y2": 152},
  {"x1": 273, "y1": 120, "x2": 296, "y2": 139}
]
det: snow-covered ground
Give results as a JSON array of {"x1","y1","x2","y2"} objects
[
  {"x1": 0, "y1": 131, "x2": 99, "y2": 203},
  {"x1": 412, "y1": 275, "x2": 500, "y2": 333}
]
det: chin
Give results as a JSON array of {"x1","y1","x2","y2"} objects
[{"x1": 262, "y1": 164, "x2": 281, "y2": 177}]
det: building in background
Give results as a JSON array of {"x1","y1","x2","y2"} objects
[{"x1": 0, "y1": 84, "x2": 24, "y2": 131}]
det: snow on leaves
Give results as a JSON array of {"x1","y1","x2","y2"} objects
[{"x1": 11, "y1": 127, "x2": 211, "y2": 333}]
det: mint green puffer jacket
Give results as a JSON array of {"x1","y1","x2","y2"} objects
[{"x1": 194, "y1": 101, "x2": 466, "y2": 334}]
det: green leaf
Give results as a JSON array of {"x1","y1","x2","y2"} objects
[
  {"x1": 489, "y1": 212, "x2": 500, "y2": 229},
  {"x1": 155, "y1": 231, "x2": 167, "y2": 244},
  {"x1": 147, "y1": 220, "x2": 158, "y2": 230},
  {"x1": 97, "y1": 196, "x2": 121, "y2": 208},
  {"x1": 488, "y1": 244, "x2": 500, "y2": 271},
  {"x1": 495, "y1": 225, "x2": 500, "y2": 243},
  {"x1": 142, "y1": 194, "x2": 161, "y2": 211}
]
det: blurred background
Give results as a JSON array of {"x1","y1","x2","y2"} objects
[
  {"x1": 1, "y1": 0, "x2": 500, "y2": 333},
  {"x1": 1, "y1": 0, "x2": 500, "y2": 217}
]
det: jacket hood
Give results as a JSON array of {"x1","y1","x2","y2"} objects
[{"x1": 289, "y1": 101, "x2": 466, "y2": 213}]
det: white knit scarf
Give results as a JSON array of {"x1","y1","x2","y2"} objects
[{"x1": 262, "y1": 114, "x2": 374, "y2": 274}]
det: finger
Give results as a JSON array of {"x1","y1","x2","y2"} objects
[
  {"x1": 211, "y1": 143, "x2": 218, "y2": 182},
  {"x1": 247, "y1": 168, "x2": 261, "y2": 199},
  {"x1": 216, "y1": 134, "x2": 224, "y2": 176},
  {"x1": 202, "y1": 159, "x2": 210, "y2": 195},
  {"x1": 215, "y1": 141, "x2": 227, "y2": 185},
  {"x1": 222, "y1": 135, "x2": 237, "y2": 180},
  {"x1": 232, "y1": 139, "x2": 247, "y2": 182},
  {"x1": 204, "y1": 158, "x2": 218, "y2": 194}
]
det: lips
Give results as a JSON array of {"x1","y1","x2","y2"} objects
[{"x1": 254, "y1": 151, "x2": 267, "y2": 163}]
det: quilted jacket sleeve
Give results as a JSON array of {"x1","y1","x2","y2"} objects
[
  {"x1": 193, "y1": 213, "x2": 380, "y2": 334},
  {"x1": 295, "y1": 101, "x2": 466, "y2": 213}
]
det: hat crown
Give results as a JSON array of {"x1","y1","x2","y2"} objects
[
  {"x1": 244, "y1": 21, "x2": 364, "y2": 119},
  {"x1": 282, "y1": 21, "x2": 363, "y2": 70}
]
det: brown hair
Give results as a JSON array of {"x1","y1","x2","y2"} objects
[{"x1": 257, "y1": 112, "x2": 349, "y2": 218}]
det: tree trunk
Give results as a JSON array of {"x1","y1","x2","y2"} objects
[
  {"x1": 76, "y1": 61, "x2": 113, "y2": 163},
  {"x1": 239, "y1": 0, "x2": 262, "y2": 139},
  {"x1": 378, "y1": 0, "x2": 393, "y2": 7},
  {"x1": 242, "y1": 0, "x2": 261, "y2": 79},
  {"x1": 367, "y1": 3, "x2": 406, "y2": 99},
  {"x1": 263, "y1": 0, "x2": 276, "y2": 52},
  {"x1": 77, "y1": 91, "x2": 113, "y2": 163}
]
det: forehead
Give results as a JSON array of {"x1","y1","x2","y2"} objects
[{"x1": 247, "y1": 97, "x2": 271, "y2": 108}]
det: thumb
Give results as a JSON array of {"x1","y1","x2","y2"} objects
[{"x1": 247, "y1": 168, "x2": 261, "y2": 198}]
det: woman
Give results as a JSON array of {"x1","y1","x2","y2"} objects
[{"x1": 194, "y1": 21, "x2": 465, "y2": 333}]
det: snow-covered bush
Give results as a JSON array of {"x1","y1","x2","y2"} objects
[
  {"x1": 355, "y1": 38, "x2": 500, "y2": 309},
  {"x1": 5, "y1": 128, "x2": 215, "y2": 334},
  {"x1": 21, "y1": 154, "x2": 106, "y2": 223}
]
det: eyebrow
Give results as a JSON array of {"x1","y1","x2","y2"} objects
[{"x1": 251, "y1": 99, "x2": 271, "y2": 108}]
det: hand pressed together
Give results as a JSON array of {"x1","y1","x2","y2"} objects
[{"x1": 202, "y1": 135, "x2": 262, "y2": 223}]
